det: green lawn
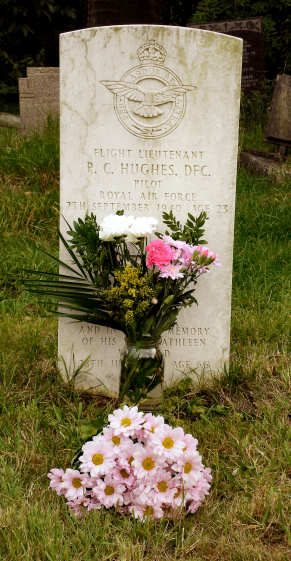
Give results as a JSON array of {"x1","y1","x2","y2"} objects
[{"x1": 0, "y1": 123, "x2": 290, "y2": 560}]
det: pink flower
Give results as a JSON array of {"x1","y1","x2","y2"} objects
[
  {"x1": 112, "y1": 463, "x2": 135, "y2": 488},
  {"x1": 159, "y1": 264, "x2": 184, "y2": 279},
  {"x1": 79, "y1": 436, "x2": 116, "y2": 476},
  {"x1": 172, "y1": 450, "x2": 203, "y2": 486},
  {"x1": 130, "y1": 502, "x2": 164, "y2": 520},
  {"x1": 151, "y1": 426, "x2": 185, "y2": 459},
  {"x1": 191, "y1": 246, "x2": 220, "y2": 266},
  {"x1": 143, "y1": 413, "x2": 165, "y2": 436},
  {"x1": 47, "y1": 407, "x2": 211, "y2": 521},
  {"x1": 47, "y1": 468, "x2": 66, "y2": 496},
  {"x1": 92, "y1": 476, "x2": 126, "y2": 508},
  {"x1": 132, "y1": 444, "x2": 161, "y2": 479},
  {"x1": 186, "y1": 468, "x2": 212, "y2": 513},
  {"x1": 162, "y1": 235, "x2": 187, "y2": 250},
  {"x1": 145, "y1": 239, "x2": 175, "y2": 269},
  {"x1": 182, "y1": 433, "x2": 198, "y2": 453},
  {"x1": 102, "y1": 426, "x2": 130, "y2": 450},
  {"x1": 62, "y1": 468, "x2": 88, "y2": 500},
  {"x1": 153, "y1": 469, "x2": 177, "y2": 505},
  {"x1": 108, "y1": 405, "x2": 144, "y2": 437}
]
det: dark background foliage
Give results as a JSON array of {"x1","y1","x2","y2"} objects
[{"x1": 0, "y1": 0, "x2": 290, "y2": 111}]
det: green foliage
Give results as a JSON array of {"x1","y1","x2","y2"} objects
[
  {"x1": 160, "y1": 210, "x2": 207, "y2": 245},
  {"x1": 0, "y1": 0, "x2": 84, "y2": 100},
  {"x1": 189, "y1": 0, "x2": 291, "y2": 78}
]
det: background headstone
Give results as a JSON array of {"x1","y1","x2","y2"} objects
[
  {"x1": 86, "y1": 0, "x2": 168, "y2": 26},
  {"x1": 189, "y1": 17, "x2": 264, "y2": 92},
  {"x1": 18, "y1": 67, "x2": 59, "y2": 133},
  {"x1": 59, "y1": 25, "x2": 242, "y2": 396},
  {"x1": 265, "y1": 74, "x2": 291, "y2": 146}
]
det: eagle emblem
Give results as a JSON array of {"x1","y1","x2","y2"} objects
[{"x1": 100, "y1": 40, "x2": 196, "y2": 139}]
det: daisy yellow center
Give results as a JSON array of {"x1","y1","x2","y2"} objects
[
  {"x1": 151, "y1": 426, "x2": 155, "y2": 433},
  {"x1": 157, "y1": 481, "x2": 168, "y2": 493},
  {"x1": 144, "y1": 506, "x2": 154, "y2": 516},
  {"x1": 174, "y1": 489, "x2": 181, "y2": 499},
  {"x1": 112, "y1": 436, "x2": 121, "y2": 445},
  {"x1": 72, "y1": 478, "x2": 82, "y2": 488},
  {"x1": 104, "y1": 485, "x2": 114, "y2": 496},
  {"x1": 121, "y1": 417, "x2": 132, "y2": 427},
  {"x1": 120, "y1": 469, "x2": 130, "y2": 479},
  {"x1": 129, "y1": 456, "x2": 134, "y2": 465},
  {"x1": 184, "y1": 462, "x2": 192, "y2": 474},
  {"x1": 183, "y1": 446, "x2": 187, "y2": 452},
  {"x1": 92, "y1": 453, "x2": 104, "y2": 465},
  {"x1": 142, "y1": 457, "x2": 155, "y2": 471},
  {"x1": 162, "y1": 437, "x2": 174, "y2": 449}
]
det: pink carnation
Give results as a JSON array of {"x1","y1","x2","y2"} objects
[{"x1": 145, "y1": 239, "x2": 175, "y2": 269}]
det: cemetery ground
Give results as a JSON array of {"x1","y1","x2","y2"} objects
[{"x1": 0, "y1": 121, "x2": 290, "y2": 561}]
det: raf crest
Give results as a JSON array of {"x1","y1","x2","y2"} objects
[{"x1": 101, "y1": 39, "x2": 196, "y2": 139}]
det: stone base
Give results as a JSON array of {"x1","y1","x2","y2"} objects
[{"x1": 240, "y1": 150, "x2": 290, "y2": 182}]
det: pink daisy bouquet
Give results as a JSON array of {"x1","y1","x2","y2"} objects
[
  {"x1": 48, "y1": 405, "x2": 212, "y2": 519},
  {"x1": 26, "y1": 210, "x2": 219, "y2": 401}
]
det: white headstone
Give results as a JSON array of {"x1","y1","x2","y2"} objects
[{"x1": 59, "y1": 25, "x2": 242, "y2": 396}]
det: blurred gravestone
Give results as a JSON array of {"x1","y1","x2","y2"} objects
[
  {"x1": 265, "y1": 74, "x2": 291, "y2": 147},
  {"x1": 241, "y1": 73, "x2": 291, "y2": 180},
  {"x1": 18, "y1": 68, "x2": 59, "y2": 134},
  {"x1": 189, "y1": 17, "x2": 264, "y2": 92},
  {"x1": 59, "y1": 25, "x2": 242, "y2": 396},
  {"x1": 86, "y1": 0, "x2": 168, "y2": 26}
]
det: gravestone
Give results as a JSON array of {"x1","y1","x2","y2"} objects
[
  {"x1": 265, "y1": 74, "x2": 291, "y2": 146},
  {"x1": 18, "y1": 67, "x2": 59, "y2": 133},
  {"x1": 189, "y1": 17, "x2": 264, "y2": 92},
  {"x1": 59, "y1": 25, "x2": 242, "y2": 396}
]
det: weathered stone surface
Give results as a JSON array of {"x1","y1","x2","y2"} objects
[
  {"x1": 190, "y1": 17, "x2": 264, "y2": 92},
  {"x1": 59, "y1": 25, "x2": 242, "y2": 396},
  {"x1": 18, "y1": 67, "x2": 59, "y2": 133},
  {"x1": 0, "y1": 112, "x2": 21, "y2": 129},
  {"x1": 265, "y1": 74, "x2": 291, "y2": 146},
  {"x1": 240, "y1": 151, "x2": 291, "y2": 182}
]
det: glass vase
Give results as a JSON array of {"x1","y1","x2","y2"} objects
[{"x1": 120, "y1": 336, "x2": 163, "y2": 409}]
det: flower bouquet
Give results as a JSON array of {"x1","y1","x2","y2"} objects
[
  {"x1": 48, "y1": 405, "x2": 212, "y2": 520},
  {"x1": 26, "y1": 210, "x2": 219, "y2": 403}
]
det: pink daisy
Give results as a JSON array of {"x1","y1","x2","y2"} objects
[
  {"x1": 152, "y1": 469, "x2": 177, "y2": 505},
  {"x1": 172, "y1": 450, "x2": 203, "y2": 486},
  {"x1": 132, "y1": 444, "x2": 161, "y2": 480},
  {"x1": 182, "y1": 433, "x2": 198, "y2": 453},
  {"x1": 47, "y1": 468, "x2": 66, "y2": 496},
  {"x1": 112, "y1": 464, "x2": 135, "y2": 488},
  {"x1": 142, "y1": 413, "x2": 165, "y2": 436},
  {"x1": 108, "y1": 405, "x2": 144, "y2": 437},
  {"x1": 130, "y1": 501, "x2": 164, "y2": 520},
  {"x1": 102, "y1": 426, "x2": 130, "y2": 450},
  {"x1": 92, "y1": 476, "x2": 126, "y2": 508},
  {"x1": 79, "y1": 437, "x2": 116, "y2": 476},
  {"x1": 62, "y1": 468, "x2": 88, "y2": 500},
  {"x1": 186, "y1": 470, "x2": 212, "y2": 513},
  {"x1": 151, "y1": 426, "x2": 185, "y2": 459}
]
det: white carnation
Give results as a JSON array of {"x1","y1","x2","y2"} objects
[
  {"x1": 99, "y1": 214, "x2": 134, "y2": 240},
  {"x1": 128, "y1": 216, "x2": 158, "y2": 241}
]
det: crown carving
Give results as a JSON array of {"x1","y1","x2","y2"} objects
[{"x1": 137, "y1": 40, "x2": 167, "y2": 64}]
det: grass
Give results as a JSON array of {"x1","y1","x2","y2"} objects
[{"x1": 0, "y1": 121, "x2": 290, "y2": 560}]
